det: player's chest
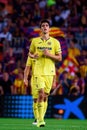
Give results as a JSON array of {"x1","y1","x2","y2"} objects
[{"x1": 34, "y1": 41, "x2": 53, "y2": 50}]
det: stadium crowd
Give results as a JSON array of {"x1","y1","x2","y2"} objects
[{"x1": 0, "y1": 0, "x2": 87, "y2": 96}]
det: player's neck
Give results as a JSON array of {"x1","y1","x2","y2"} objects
[{"x1": 41, "y1": 33, "x2": 50, "y2": 40}]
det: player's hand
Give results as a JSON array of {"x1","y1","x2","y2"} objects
[
  {"x1": 28, "y1": 52, "x2": 38, "y2": 58},
  {"x1": 43, "y1": 49, "x2": 50, "y2": 57},
  {"x1": 52, "y1": 80, "x2": 56, "y2": 90},
  {"x1": 29, "y1": 52, "x2": 39, "y2": 59},
  {"x1": 34, "y1": 53, "x2": 39, "y2": 58},
  {"x1": 24, "y1": 79, "x2": 28, "y2": 87}
]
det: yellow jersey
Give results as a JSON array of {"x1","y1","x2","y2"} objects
[
  {"x1": 68, "y1": 48, "x2": 80, "y2": 57},
  {"x1": 79, "y1": 65, "x2": 87, "y2": 78},
  {"x1": 26, "y1": 56, "x2": 36, "y2": 75},
  {"x1": 29, "y1": 36, "x2": 62, "y2": 76}
]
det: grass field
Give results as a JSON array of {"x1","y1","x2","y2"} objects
[{"x1": 0, "y1": 118, "x2": 87, "y2": 130}]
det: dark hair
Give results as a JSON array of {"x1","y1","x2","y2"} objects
[
  {"x1": 75, "y1": 72, "x2": 81, "y2": 78},
  {"x1": 40, "y1": 19, "x2": 50, "y2": 27},
  {"x1": 72, "y1": 38, "x2": 77, "y2": 44}
]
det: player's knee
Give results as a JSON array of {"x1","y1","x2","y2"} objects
[
  {"x1": 38, "y1": 90, "x2": 44, "y2": 101},
  {"x1": 34, "y1": 98, "x2": 38, "y2": 103},
  {"x1": 44, "y1": 93, "x2": 48, "y2": 102},
  {"x1": 39, "y1": 93, "x2": 44, "y2": 101}
]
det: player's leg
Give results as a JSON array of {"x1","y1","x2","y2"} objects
[
  {"x1": 43, "y1": 75, "x2": 54, "y2": 118},
  {"x1": 43, "y1": 94, "x2": 48, "y2": 118},
  {"x1": 37, "y1": 88, "x2": 45, "y2": 127},
  {"x1": 31, "y1": 76, "x2": 39, "y2": 125},
  {"x1": 36, "y1": 77, "x2": 46, "y2": 127},
  {"x1": 32, "y1": 98, "x2": 39, "y2": 125}
]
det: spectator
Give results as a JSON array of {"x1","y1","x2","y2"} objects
[
  {"x1": 79, "y1": 56, "x2": 87, "y2": 78},
  {"x1": 75, "y1": 25, "x2": 87, "y2": 48},
  {"x1": 3, "y1": 47, "x2": 16, "y2": 74},
  {"x1": 0, "y1": 62, "x2": 3, "y2": 80},
  {"x1": 0, "y1": 85, "x2": 3, "y2": 95},
  {"x1": 0, "y1": 15, "x2": 5, "y2": 32},
  {"x1": 50, "y1": 83, "x2": 63, "y2": 96},
  {"x1": 60, "y1": 5, "x2": 71, "y2": 27},
  {"x1": 13, "y1": 71, "x2": 27, "y2": 95},
  {"x1": 0, "y1": 26, "x2": 12, "y2": 51},
  {"x1": 75, "y1": 72, "x2": 85, "y2": 95},
  {"x1": 60, "y1": 71, "x2": 72, "y2": 95},
  {"x1": 0, "y1": 72, "x2": 14, "y2": 95},
  {"x1": 74, "y1": 0, "x2": 83, "y2": 16},
  {"x1": 69, "y1": 77, "x2": 80, "y2": 96},
  {"x1": 65, "y1": 25, "x2": 75, "y2": 42},
  {"x1": 52, "y1": 7, "x2": 63, "y2": 27},
  {"x1": 50, "y1": 74, "x2": 63, "y2": 95},
  {"x1": 76, "y1": 48, "x2": 87, "y2": 65},
  {"x1": 68, "y1": 38, "x2": 81, "y2": 58},
  {"x1": 33, "y1": 2, "x2": 41, "y2": 22},
  {"x1": 80, "y1": 6, "x2": 87, "y2": 27},
  {"x1": 0, "y1": 2, "x2": 7, "y2": 17}
]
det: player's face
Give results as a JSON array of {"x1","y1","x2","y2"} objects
[{"x1": 40, "y1": 22, "x2": 50, "y2": 34}]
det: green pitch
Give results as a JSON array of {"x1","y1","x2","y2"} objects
[{"x1": 0, "y1": 118, "x2": 87, "y2": 130}]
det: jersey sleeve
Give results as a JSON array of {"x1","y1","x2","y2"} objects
[
  {"x1": 29, "y1": 38, "x2": 35, "y2": 53},
  {"x1": 54, "y1": 39, "x2": 62, "y2": 54},
  {"x1": 26, "y1": 56, "x2": 32, "y2": 66}
]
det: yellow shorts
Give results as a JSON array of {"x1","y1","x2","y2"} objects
[{"x1": 31, "y1": 75, "x2": 54, "y2": 99}]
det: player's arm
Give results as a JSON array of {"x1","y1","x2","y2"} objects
[
  {"x1": 24, "y1": 66, "x2": 31, "y2": 86},
  {"x1": 28, "y1": 52, "x2": 39, "y2": 59},
  {"x1": 52, "y1": 75, "x2": 57, "y2": 90},
  {"x1": 24, "y1": 56, "x2": 32, "y2": 86},
  {"x1": 50, "y1": 84, "x2": 61, "y2": 95},
  {"x1": 28, "y1": 38, "x2": 39, "y2": 59},
  {"x1": 43, "y1": 49, "x2": 62, "y2": 61},
  {"x1": 29, "y1": 49, "x2": 62, "y2": 61},
  {"x1": 43, "y1": 39, "x2": 62, "y2": 61}
]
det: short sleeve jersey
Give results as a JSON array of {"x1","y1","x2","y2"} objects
[
  {"x1": 26, "y1": 56, "x2": 36, "y2": 75},
  {"x1": 29, "y1": 36, "x2": 62, "y2": 76}
]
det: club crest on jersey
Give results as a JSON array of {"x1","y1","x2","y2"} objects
[
  {"x1": 38, "y1": 42, "x2": 42, "y2": 44},
  {"x1": 47, "y1": 42, "x2": 51, "y2": 45}
]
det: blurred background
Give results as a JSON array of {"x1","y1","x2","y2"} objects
[{"x1": 0, "y1": 0, "x2": 87, "y2": 120}]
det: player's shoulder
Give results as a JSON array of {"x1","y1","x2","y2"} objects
[{"x1": 50, "y1": 36, "x2": 60, "y2": 43}]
